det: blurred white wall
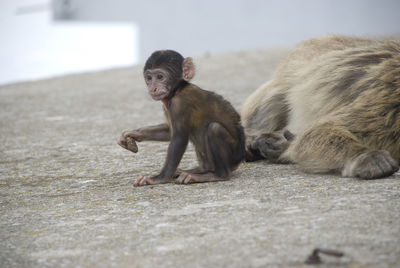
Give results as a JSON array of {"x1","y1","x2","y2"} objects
[
  {"x1": 1, "y1": 0, "x2": 399, "y2": 84},
  {"x1": 54, "y1": 0, "x2": 400, "y2": 60},
  {"x1": 0, "y1": 0, "x2": 138, "y2": 85}
]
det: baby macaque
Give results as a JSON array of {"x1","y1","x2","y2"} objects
[{"x1": 119, "y1": 50, "x2": 245, "y2": 186}]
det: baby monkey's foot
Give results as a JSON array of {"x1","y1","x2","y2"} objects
[{"x1": 175, "y1": 172, "x2": 229, "y2": 184}]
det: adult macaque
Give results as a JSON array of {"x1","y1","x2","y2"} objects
[
  {"x1": 119, "y1": 50, "x2": 245, "y2": 186},
  {"x1": 241, "y1": 35, "x2": 399, "y2": 179}
]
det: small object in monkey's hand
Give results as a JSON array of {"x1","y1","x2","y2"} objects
[
  {"x1": 126, "y1": 137, "x2": 138, "y2": 153},
  {"x1": 305, "y1": 248, "x2": 344, "y2": 264}
]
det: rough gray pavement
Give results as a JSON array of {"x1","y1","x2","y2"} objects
[{"x1": 1, "y1": 48, "x2": 399, "y2": 268}]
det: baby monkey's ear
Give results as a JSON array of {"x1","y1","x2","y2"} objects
[{"x1": 182, "y1": 57, "x2": 195, "y2": 82}]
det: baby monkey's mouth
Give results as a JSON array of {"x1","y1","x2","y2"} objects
[{"x1": 150, "y1": 93, "x2": 167, "y2": 100}]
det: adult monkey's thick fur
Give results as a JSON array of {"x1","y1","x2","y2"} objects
[{"x1": 241, "y1": 35, "x2": 400, "y2": 179}]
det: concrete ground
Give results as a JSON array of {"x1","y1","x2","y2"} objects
[{"x1": 1, "y1": 47, "x2": 399, "y2": 268}]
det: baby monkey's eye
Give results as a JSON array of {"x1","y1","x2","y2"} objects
[
  {"x1": 157, "y1": 74, "x2": 164, "y2": 80},
  {"x1": 146, "y1": 75, "x2": 152, "y2": 81}
]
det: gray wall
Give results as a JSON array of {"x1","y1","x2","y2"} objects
[{"x1": 53, "y1": 0, "x2": 400, "y2": 61}]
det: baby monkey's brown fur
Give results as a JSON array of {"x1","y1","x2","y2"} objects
[
  {"x1": 242, "y1": 35, "x2": 400, "y2": 179},
  {"x1": 119, "y1": 50, "x2": 245, "y2": 186}
]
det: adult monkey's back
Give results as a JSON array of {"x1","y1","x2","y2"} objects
[{"x1": 241, "y1": 35, "x2": 400, "y2": 179}]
